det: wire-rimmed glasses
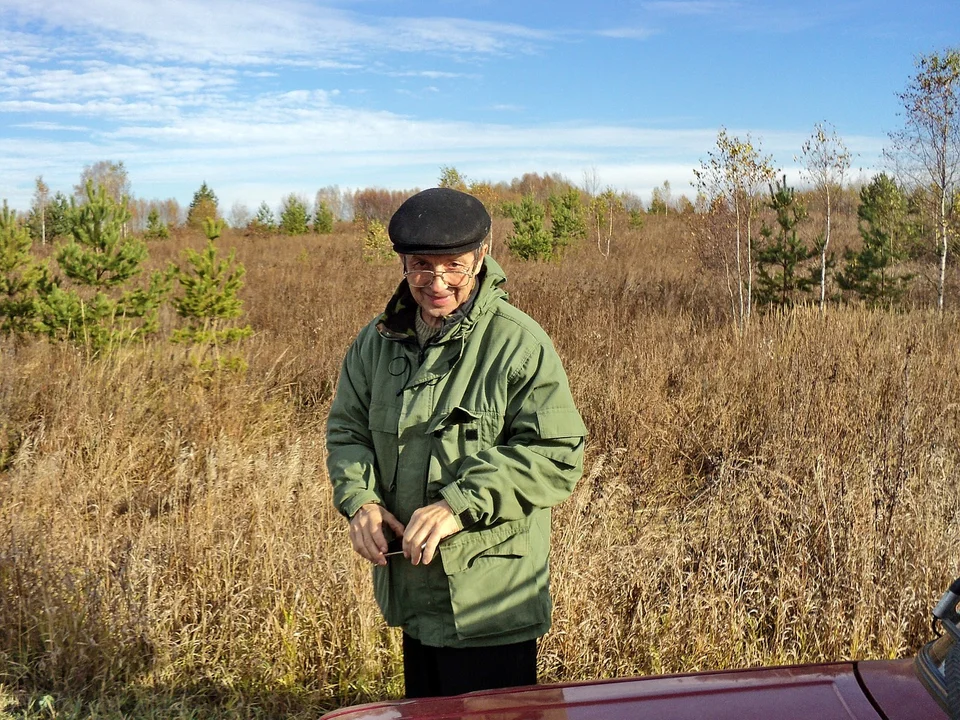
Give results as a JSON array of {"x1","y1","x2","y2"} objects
[{"x1": 403, "y1": 268, "x2": 475, "y2": 288}]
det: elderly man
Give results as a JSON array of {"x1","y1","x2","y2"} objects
[{"x1": 326, "y1": 187, "x2": 586, "y2": 698}]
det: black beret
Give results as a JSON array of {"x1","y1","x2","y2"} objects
[{"x1": 389, "y1": 188, "x2": 491, "y2": 255}]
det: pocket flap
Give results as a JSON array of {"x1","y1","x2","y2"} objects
[
  {"x1": 426, "y1": 406, "x2": 482, "y2": 436},
  {"x1": 440, "y1": 524, "x2": 529, "y2": 575},
  {"x1": 536, "y1": 407, "x2": 588, "y2": 439},
  {"x1": 368, "y1": 402, "x2": 400, "y2": 434}
]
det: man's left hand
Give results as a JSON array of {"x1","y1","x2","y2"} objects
[{"x1": 403, "y1": 500, "x2": 459, "y2": 566}]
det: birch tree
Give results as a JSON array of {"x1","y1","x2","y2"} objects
[
  {"x1": 32, "y1": 176, "x2": 50, "y2": 245},
  {"x1": 694, "y1": 128, "x2": 776, "y2": 331},
  {"x1": 438, "y1": 166, "x2": 469, "y2": 191},
  {"x1": 800, "y1": 122, "x2": 852, "y2": 312},
  {"x1": 74, "y1": 160, "x2": 130, "y2": 204},
  {"x1": 886, "y1": 48, "x2": 960, "y2": 313},
  {"x1": 315, "y1": 185, "x2": 346, "y2": 222}
]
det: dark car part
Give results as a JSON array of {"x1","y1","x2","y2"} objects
[{"x1": 917, "y1": 577, "x2": 960, "y2": 720}]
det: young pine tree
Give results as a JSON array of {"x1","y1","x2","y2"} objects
[
  {"x1": 144, "y1": 207, "x2": 170, "y2": 240},
  {"x1": 202, "y1": 216, "x2": 225, "y2": 241},
  {"x1": 836, "y1": 174, "x2": 914, "y2": 308},
  {"x1": 362, "y1": 220, "x2": 393, "y2": 263},
  {"x1": 0, "y1": 201, "x2": 47, "y2": 337},
  {"x1": 170, "y1": 218, "x2": 252, "y2": 371},
  {"x1": 279, "y1": 194, "x2": 310, "y2": 235},
  {"x1": 47, "y1": 192, "x2": 73, "y2": 239},
  {"x1": 187, "y1": 182, "x2": 219, "y2": 230},
  {"x1": 504, "y1": 195, "x2": 554, "y2": 260},
  {"x1": 754, "y1": 175, "x2": 816, "y2": 308},
  {"x1": 547, "y1": 188, "x2": 587, "y2": 250},
  {"x1": 249, "y1": 202, "x2": 277, "y2": 235},
  {"x1": 36, "y1": 181, "x2": 169, "y2": 350},
  {"x1": 313, "y1": 201, "x2": 334, "y2": 234}
]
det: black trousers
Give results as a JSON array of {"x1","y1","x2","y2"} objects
[{"x1": 402, "y1": 633, "x2": 538, "y2": 698}]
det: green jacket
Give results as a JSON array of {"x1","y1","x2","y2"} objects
[{"x1": 326, "y1": 256, "x2": 586, "y2": 647}]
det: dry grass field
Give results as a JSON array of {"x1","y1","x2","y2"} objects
[{"x1": 1, "y1": 213, "x2": 959, "y2": 718}]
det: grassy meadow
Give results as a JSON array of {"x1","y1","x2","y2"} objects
[{"x1": 1, "y1": 213, "x2": 959, "y2": 718}]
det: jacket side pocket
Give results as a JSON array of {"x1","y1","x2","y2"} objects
[{"x1": 440, "y1": 526, "x2": 546, "y2": 640}]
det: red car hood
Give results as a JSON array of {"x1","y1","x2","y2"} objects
[{"x1": 323, "y1": 660, "x2": 946, "y2": 720}]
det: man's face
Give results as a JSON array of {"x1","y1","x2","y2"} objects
[{"x1": 402, "y1": 246, "x2": 486, "y2": 327}]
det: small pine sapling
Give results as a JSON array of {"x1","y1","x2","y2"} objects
[
  {"x1": 202, "y1": 216, "x2": 225, "y2": 241},
  {"x1": 0, "y1": 201, "x2": 48, "y2": 337},
  {"x1": 36, "y1": 181, "x2": 169, "y2": 351},
  {"x1": 144, "y1": 208, "x2": 170, "y2": 240},
  {"x1": 836, "y1": 174, "x2": 915, "y2": 307},
  {"x1": 313, "y1": 201, "x2": 334, "y2": 234},
  {"x1": 279, "y1": 194, "x2": 310, "y2": 235},
  {"x1": 362, "y1": 220, "x2": 393, "y2": 263},
  {"x1": 754, "y1": 175, "x2": 817, "y2": 308},
  {"x1": 170, "y1": 219, "x2": 252, "y2": 372},
  {"x1": 249, "y1": 202, "x2": 277, "y2": 235},
  {"x1": 504, "y1": 195, "x2": 554, "y2": 261},
  {"x1": 547, "y1": 188, "x2": 587, "y2": 251}
]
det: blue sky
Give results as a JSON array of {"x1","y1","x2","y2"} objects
[{"x1": 1, "y1": 0, "x2": 957, "y2": 214}]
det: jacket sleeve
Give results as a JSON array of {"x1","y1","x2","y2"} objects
[
  {"x1": 439, "y1": 341, "x2": 586, "y2": 528},
  {"x1": 326, "y1": 336, "x2": 384, "y2": 519}
]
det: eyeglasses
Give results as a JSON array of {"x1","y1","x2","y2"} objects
[{"x1": 403, "y1": 268, "x2": 475, "y2": 288}]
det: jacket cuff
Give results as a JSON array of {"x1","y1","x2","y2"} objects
[
  {"x1": 440, "y1": 483, "x2": 478, "y2": 528},
  {"x1": 340, "y1": 491, "x2": 383, "y2": 520}
]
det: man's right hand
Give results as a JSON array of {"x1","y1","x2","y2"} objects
[{"x1": 349, "y1": 503, "x2": 406, "y2": 566}]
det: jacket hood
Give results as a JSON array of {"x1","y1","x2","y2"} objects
[{"x1": 376, "y1": 255, "x2": 508, "y2": 342}]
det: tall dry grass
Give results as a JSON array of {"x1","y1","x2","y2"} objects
[{"x1": 1, "y1": 216, "x2": 959, "y2": 717}]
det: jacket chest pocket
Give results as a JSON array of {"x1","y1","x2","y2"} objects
[
  {"x1": 425, "y1": 406, "x2": 499, "y2": 497},
  {"x1": 368, "y1": 403, "x2": 400, "y2": 493}
]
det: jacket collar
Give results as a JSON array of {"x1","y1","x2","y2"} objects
[{"x1": 376, "y1": 256, "x2": 508, "y2": 343}]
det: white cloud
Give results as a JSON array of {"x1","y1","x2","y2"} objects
[
  {"x1": 0, "y1": 0, "x2": 551, "y2": 66},
  {"x1": 0, "y1": 29, "x2": 59, "y2": 64},
  {"x1": 386, "y1": 70, "x2": 473, "y2": 79},
  {"x1": 596, "y1": 27, "x2": 657, "y2": 40},
  {"x1": 13, "y1": 121, "x2": 90, "y2": 132},
  {"x1": 641, "y1": 1, "x2": 738, "y2": 15},
  {"x1": 1, "y1": 62, "x2": 236, "y2": 103}
]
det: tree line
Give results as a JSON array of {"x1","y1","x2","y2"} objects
[
  {"x1": 3, "y1": 48, "x2": 958, "y2": 334},
  {"x1": 692, "y1": 48, "x2": 958, "y2": 328}
]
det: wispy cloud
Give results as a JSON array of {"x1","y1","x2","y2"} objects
[
  {"x1": 641, "y1": 1, "x2": 737, "y2": 16},
  {"x1": 395, "y1": 86, "x2": 441, "y2": 98},
  {"x1": 641, "y1": 0, "x2": 849, "y2": 32},
  {"x1": 596, "y1": 27, "x2": 657, "y2": 40},
  {"x1": 0, "y1": 0, "x2": 551, "y2": 66},
  {"x1": 12, "y1": 121, "x2": 90, "y2": 132},
  {"x1": 386, "y1": 70, "x2": 475, "y2": 79},
  {"x1": 1, "y1": 62, "x2": 236, "y2": 103}
]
